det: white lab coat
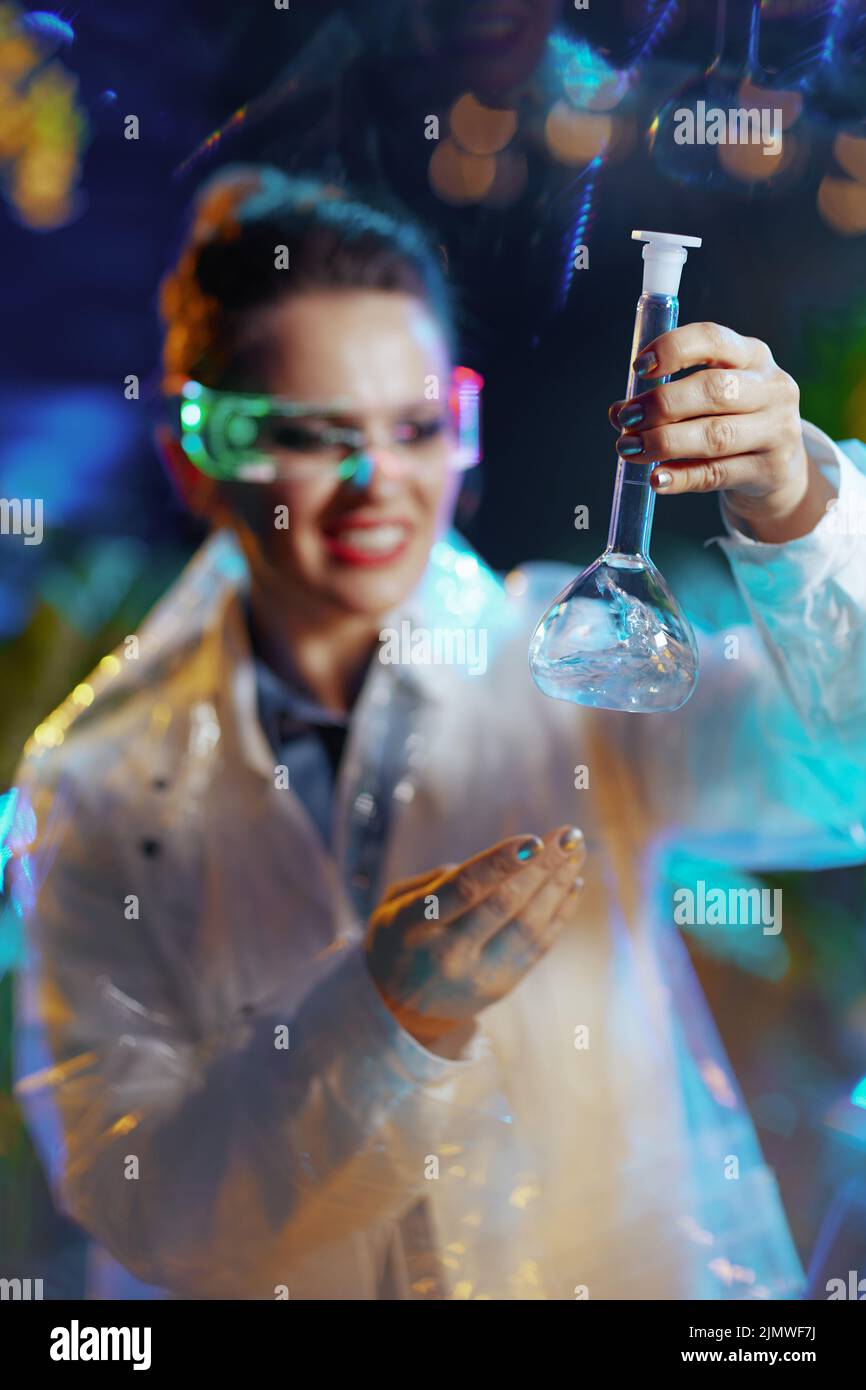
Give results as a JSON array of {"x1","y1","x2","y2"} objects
[{"x1": 11, "y1": 423, "x2": 866, "y2": 1300}]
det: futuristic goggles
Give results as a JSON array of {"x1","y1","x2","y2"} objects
[{"x1": 168, "y1": 367, "x2": 483, "y2": 484}]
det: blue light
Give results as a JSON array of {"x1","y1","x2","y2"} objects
[
  {"x1": 852, "y1": 1076, "x2": 866, "y2": 1110},
  {"x1": 551, "y1": 35, "x2": 617, "y2": 107},
  {"x1": 558, "y1": 156, "x2": 603, "y2": 309},
  {"x1": 821, "y1": 1, "x2": 848, "y2": 67},
  {"x1": 0, "y1": 789, "x2": 17, "y2": 894}
]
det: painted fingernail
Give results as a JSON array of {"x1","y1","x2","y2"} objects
[
  {"x1": 618, "y1": 402, "x2": 644, "y2": 427},
  {"x1": 568, "y1": 877, "x2": 585, "y2": 897},
  {"x1": 516, "y1": 836, "x2": 543, "y2": 862},
  {"x1": 618, "y1": 435, "x2": 644, "y2": 456},
  {"x1": 654, "y1": 469, "x2": 673, "y2": 489},
  {"x1": 634, "y1": 351, "x2": 658, "y2": 378},
  {"x1": 559, "y1": 826, "x2": 584, "y2": 853}
]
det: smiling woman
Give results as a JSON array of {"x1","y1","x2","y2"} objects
[
  {"x1": 158, "y1": 166, "x2": 466, "y2": 704},
  {"x1": 10, "y1": 159, "x2": 866, "y2": 1305}
]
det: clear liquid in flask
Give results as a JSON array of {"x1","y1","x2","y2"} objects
[
  {"x1": 528, "y1": 551, "x2": 698, "y2": 712},
  {"x1": 529, "y1": 230, "x2": 702, "y2": 715}
]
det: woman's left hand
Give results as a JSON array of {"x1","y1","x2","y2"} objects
[{"x1": 608, "y1": 321, "x2": 835, "y2": 543}]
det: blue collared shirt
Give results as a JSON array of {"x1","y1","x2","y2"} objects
[
  {"x1": 247, "y1": 610, "x2": 419, "y2": 918},
  {"x1": 252, "y1": 654, "x2": 350, "y2": 852}
]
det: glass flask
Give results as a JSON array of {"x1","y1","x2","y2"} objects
[{"x1": 529, "y1": 230, "x2": 702, "y2": 714}]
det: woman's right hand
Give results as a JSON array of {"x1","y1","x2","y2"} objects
[{"x1": 364, "y1": 826, "x2": 586, "y2": 1051}]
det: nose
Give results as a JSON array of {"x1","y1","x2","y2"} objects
[{"x1": 344, "y1": 446, "x2": 406, "y2": 495}]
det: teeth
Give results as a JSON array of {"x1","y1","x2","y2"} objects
[{"x1": 332, "y1": 525, "x2": 407, "y2": 553}]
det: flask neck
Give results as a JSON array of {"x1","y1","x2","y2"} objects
[{"x1": 607, "y1": 291, "x2": 679, "y2": 558}]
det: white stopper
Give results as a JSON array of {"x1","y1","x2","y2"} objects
[{"x1": 631, "y1": 229, "x2": 702, "y2": 296}]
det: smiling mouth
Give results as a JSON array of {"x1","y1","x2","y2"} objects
[{"x1": 322, "y1": 521, "x2": 414, "y2": 566}]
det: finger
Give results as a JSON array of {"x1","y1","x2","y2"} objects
[
  {"x1": 609, "y1": 368, "x2": 767, "y2": 433},
  {"x1": 633, "y1": 323, "x2": 769, "y2": 380},
  {"x1": 436, "y1": 825, "x2": 585, "y2": 946},
  {"x1": 472, "y1": 823, "x2": 585, "y2": 955},
  {"x1": 650, "y1": 454, "x2": 767, "y2": 497},
  {"x1": 468, "y1": 853, "x2": 578, "y2": 956},
  {"x1": 380, "y1": 833, "x2": 539, "y2": 934},
  {"x1": 482, "y1": 865, "x2": 584, "y2": 973},
  {"x1": 380, "y1": 864, "x2": 458, "y2": 905},
  {"x1": 521, "y1": 872, "x2": 585, "y2": 967},
  {"x1": 616, "y1": 410, "x2": 769, "y2": 468},
  {"x1": 536, "y1": 874, "x2": 584, "y2": 954}
]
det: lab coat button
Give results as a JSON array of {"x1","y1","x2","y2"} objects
[{"x1": 353, "y1": 792, "x2": 376, "y2": 820}]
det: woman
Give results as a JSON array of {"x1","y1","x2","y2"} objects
[{"x1": 12, "y1": 167, "x2": 866, "y2": 1300}]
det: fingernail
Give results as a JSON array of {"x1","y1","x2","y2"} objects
[
  {"x1": 618, "y1": 402, "x2": 644, "y2": 428},
  {"x1": 654, "y1": 469, "x2": 673, "y2": 489},
  {"x1": 634, "y1": 351, "x2": 658, "y2": 378},
  {"x1": 516, "y1": 836, "x2": 543, "y2": 862},
  {"x1": 568, "y1": 877, "x2": 584, "y2": 897},
  {"x1": 559, "y1": 827, "x2": 584, "y2": 853},
  {"x1": 618, "y1": 435, "x2": 644, "y2": 456}
]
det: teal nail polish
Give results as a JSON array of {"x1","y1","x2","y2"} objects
[
  {"x1": 619, "y1": 403, "x2": 644, "y2": 427},
  {"x1": 634, "y1": 351, "x2": 658, "y2": 378},
  {"x1": 619, "y1": 435, "x2": 644, "y2": 456},
  {"x1": 516, "y1": 837, "x2": 543, "y2": 862}
]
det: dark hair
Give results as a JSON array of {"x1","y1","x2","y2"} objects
[{"x1": 160, "y1": 165, "x2": 454, "y2": 386}]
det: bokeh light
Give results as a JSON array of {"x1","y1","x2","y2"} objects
[
  {"x1": 544, "y1": 101, "x2": 611, "y2": 166},
  {"x1": 428, "y1": 138, "x2": 495, "y2": 205},
  {"x1": 818, "y1": 175, "x2": 866, "y2": 235},
  {"x1": 737, "y1": 77, "x2": 803, "y2": 131},
  {"x1": 450, "y1": 94, "x2": 516, "y2": 156},
  {"x1": 716, "y1": 128, "x2": 795, "y2": 184},
  {"x1": 479, "y1": 147, "x2": 528, "y2": 208},
  {"x1": 0, "y1": 1, "x2": 87, "y2": 229},
  {"x1": 834, "y1": 131, "x2": 866, "y2": 185},
  {"x1": 559, "y1": 37, "x2": 629, "y2": 112}
]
